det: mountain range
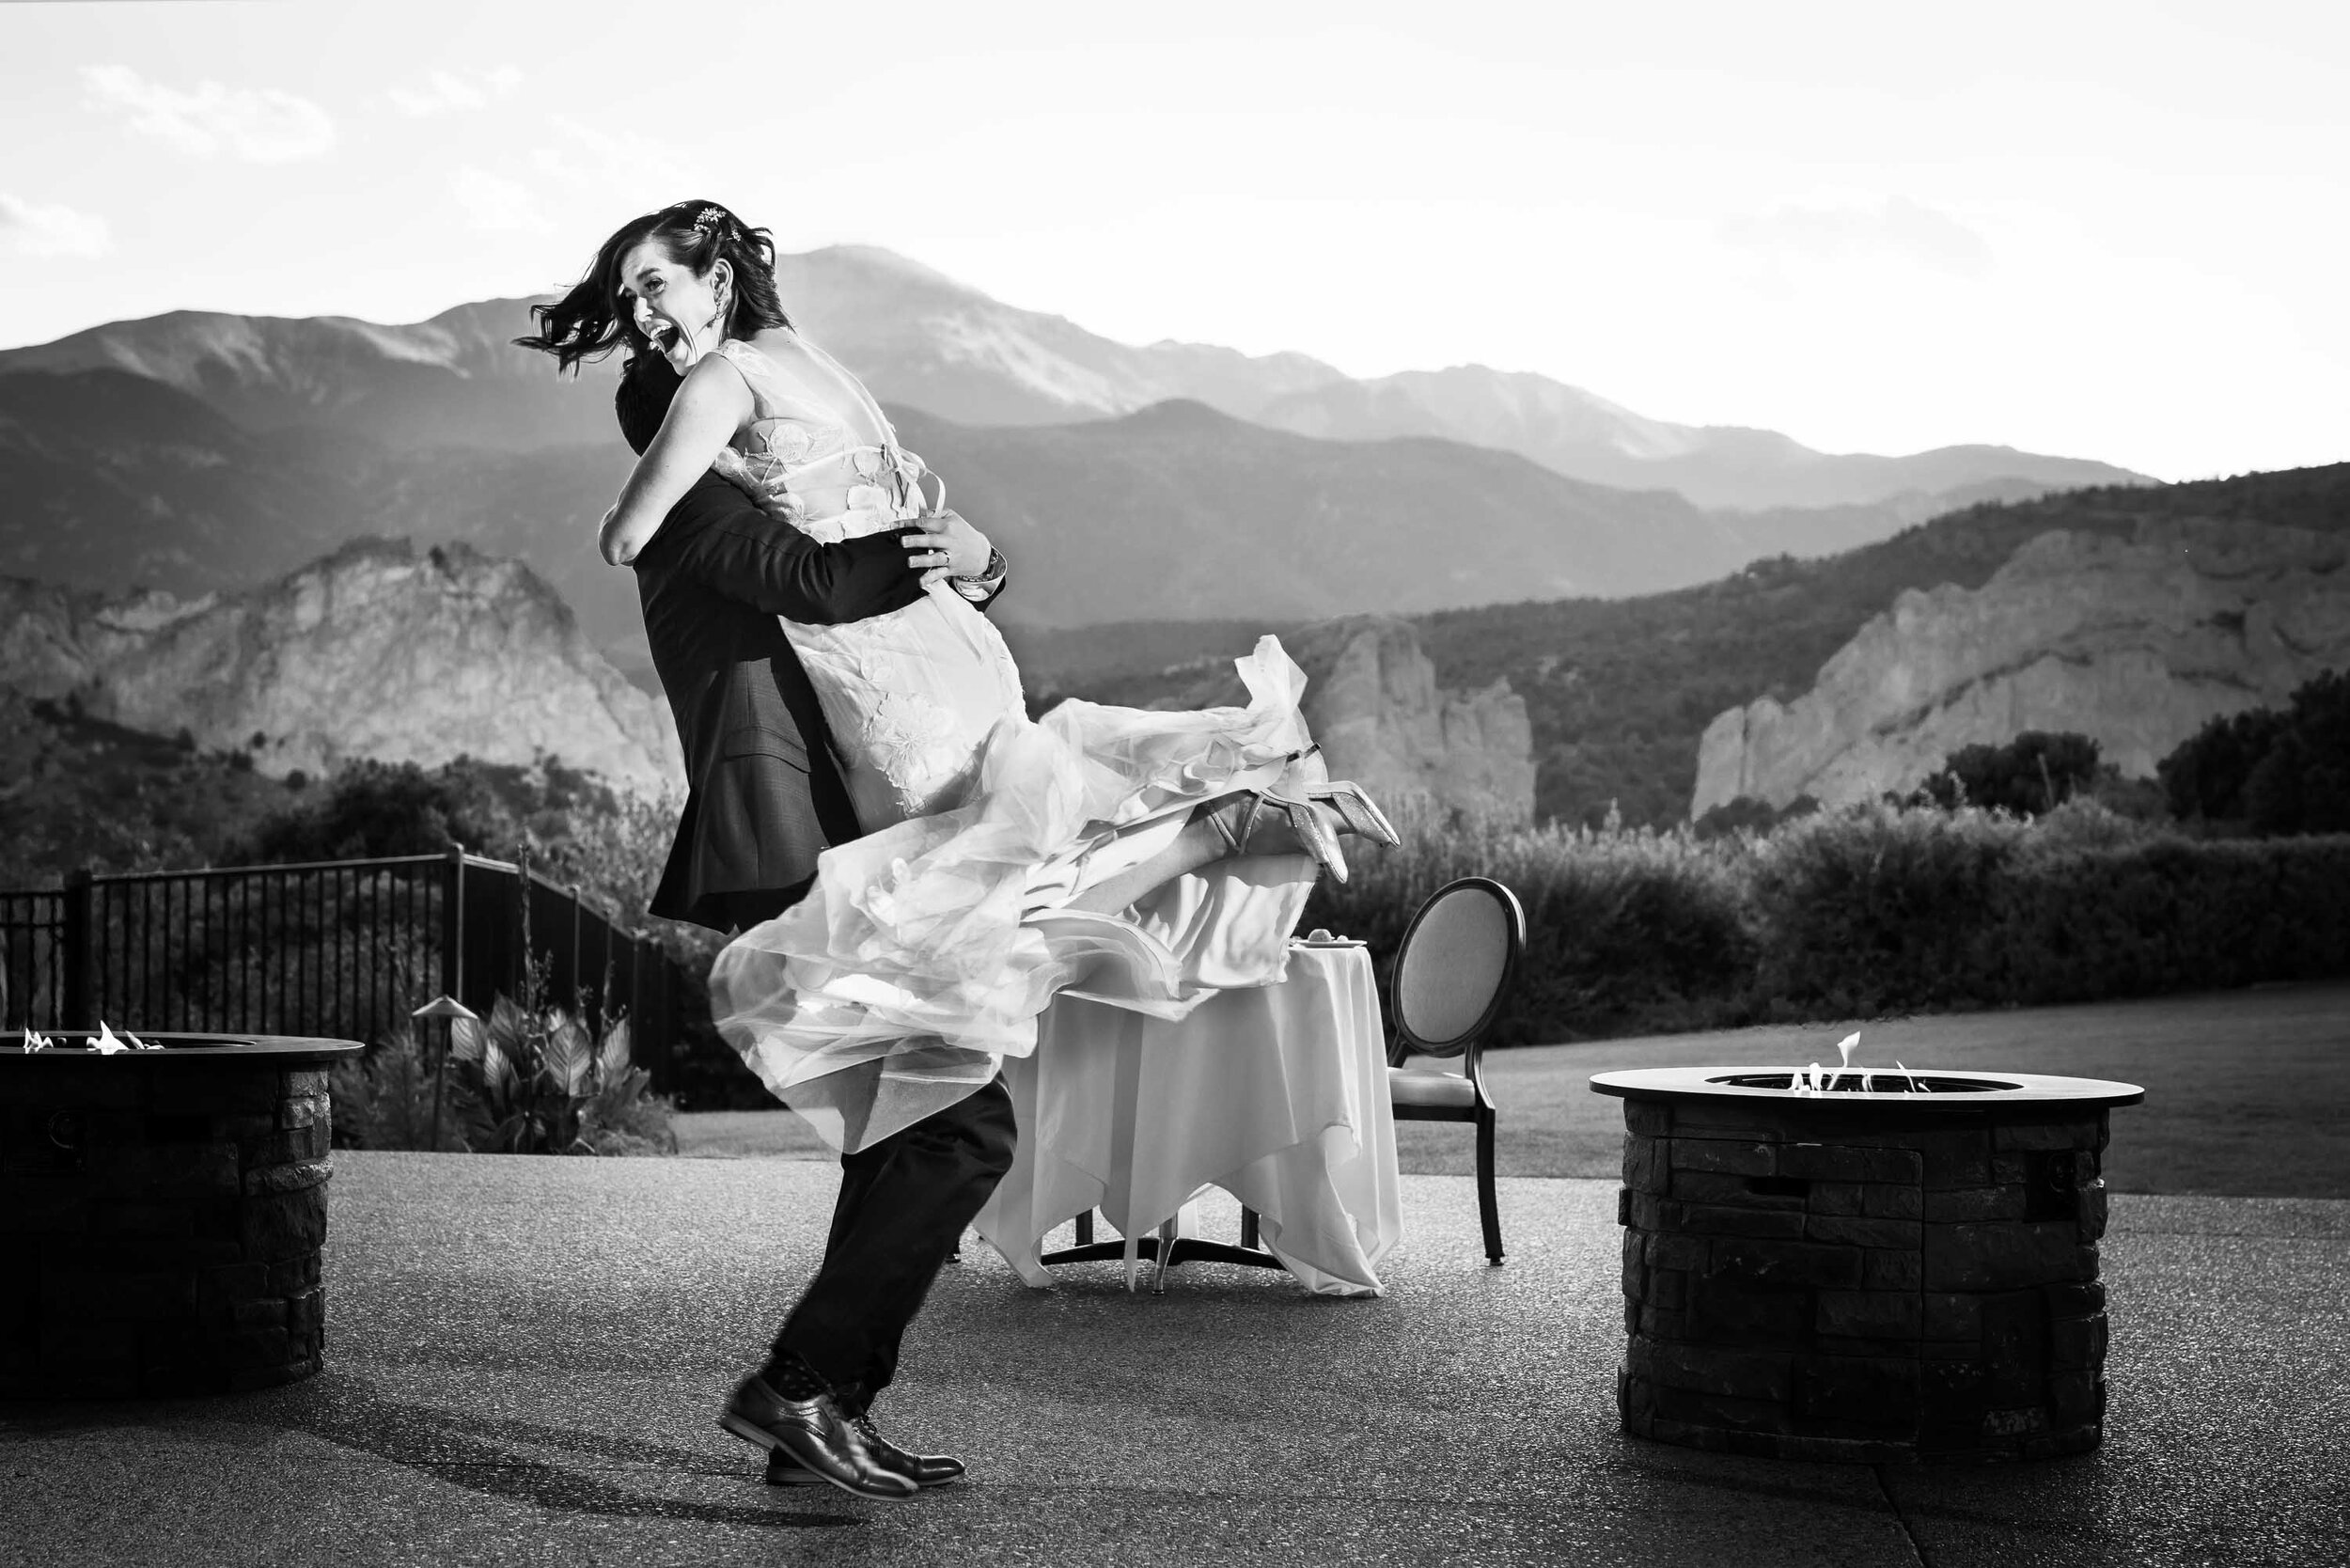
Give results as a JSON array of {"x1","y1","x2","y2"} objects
[
  {"x1": 1023, "y1": 463, "x2": 2350, "y2": 828},
  {"x1": 1246, "y1": 367, "x2": 2140, "y2": 510},
  {"x1": 1, "y1": 243, "x2": 2143, "y2": 499},
  {"x1": 0, "y1": 243, "x2": 2154, "y2": 674}
]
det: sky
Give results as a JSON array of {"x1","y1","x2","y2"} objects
[{"x1": 1, "y1": 0, "x2": 2345, "y2": 482}]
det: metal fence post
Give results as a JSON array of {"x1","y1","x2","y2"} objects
[
  {"x1": 60, "y1": 868, "x2": 95, "y2": 1030},
  {"x1": 627, "y1": 931, "x2": 652, "y2": 1090},
  {"x1": 442, "y1": 844, "x2": 467, "y2": 1015},
  {"x1": 568, "y1": 885, "x2": 584, "y2": 1020}
]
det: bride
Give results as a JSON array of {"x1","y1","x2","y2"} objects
[{"x1": 521, "y1": 199, "x2": 1399, "y2": 1154}]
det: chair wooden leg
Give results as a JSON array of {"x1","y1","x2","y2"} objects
[
  {"x1": 1075, "y1": 1209, "x2": 1094, "y2": 1247},
  {"x1": 1240, "y1": 1205, "x2": 1261, "y2": 1250},
  {"x1": 1476, "y1": 1109, "x2": 1503, "y2": 1265}
]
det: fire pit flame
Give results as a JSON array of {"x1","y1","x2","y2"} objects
[
  {"x1": 1780, "y1": 1034, "x2": 1942, "y2": 1096},
  {"x1": 40, "y1": 1021, "x2": 162, "y2": 1055},
  {"x1": 83, "y1": 1021, "x2": 158, "y2": 1054}
]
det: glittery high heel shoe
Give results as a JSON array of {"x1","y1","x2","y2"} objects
[
  {"x1": 1301, "y1": 780, "x2": 1401, "y2": 847},
  {"x1": 1206, "y1": 778, "x2": 1399, "y2": 885}
]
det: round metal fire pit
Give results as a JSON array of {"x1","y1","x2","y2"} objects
[
  {"x1": 2, "y1": 1031, "x2": 364, "y2": 1398},
  {"x1": 1592, "y1": 1063, "x2": 2144, "y2": 1464}
]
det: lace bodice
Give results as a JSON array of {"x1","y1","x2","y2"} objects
[
  {"x1": 711, "y1": 335, "x2": 939, "y2": 544},
  {"x1": 705, "y1": 332, "x2": 1024, "y2": 826}
]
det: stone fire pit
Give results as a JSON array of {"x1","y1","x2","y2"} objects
[
  {"x1": 2, "y1": 1030, "x2": 363, "y2": 1398},
  {"x1": 1592, "y1": 1063, "x2": 2143, "y2": 1463}
]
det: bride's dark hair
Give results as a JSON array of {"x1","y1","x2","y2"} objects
[{"x1": 515, "y1": 199, "x2": 791, "y2": 374}]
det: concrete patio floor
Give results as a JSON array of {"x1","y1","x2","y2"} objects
[{"x1": 4, "y1": 1152, "x2": 2345, "y2": 1567}]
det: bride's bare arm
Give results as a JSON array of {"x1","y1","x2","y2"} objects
[{"x1": 598, "y1": 356, "x2": 753, "y2": 565}]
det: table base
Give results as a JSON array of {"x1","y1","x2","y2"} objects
[{"x1": 1039, "y1": 1236, "x2": 1289, "y2": 1273}]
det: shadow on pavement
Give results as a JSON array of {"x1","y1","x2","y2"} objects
[{"x1": 273, "y1": 1371, "x2": 859, "y2": 1531}]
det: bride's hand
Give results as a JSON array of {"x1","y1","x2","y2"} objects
[{"x1": 903, "y1": 508, "x2": 995, "y2": 587}]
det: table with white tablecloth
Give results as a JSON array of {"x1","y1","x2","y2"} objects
[{"x1": 973, "y1": 941, "x2": 1402, "y2": 1297}]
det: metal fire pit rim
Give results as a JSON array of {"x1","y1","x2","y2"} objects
[
  {"x1": 1590, "y1": 1064, "x2": 2145, "y2": 1110},
  {"x1": 1, "y1": 1029, "x2": 364, "y2": 1062}
]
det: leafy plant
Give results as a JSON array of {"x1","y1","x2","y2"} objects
[
  {"x1": 446, "y1": 993, "x2": 677, "y2": 1155},
  {"x1": 328, "y1": 1025, "x2": 469, "y2": 1152}
]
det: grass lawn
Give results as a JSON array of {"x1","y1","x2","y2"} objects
[{"x1": 672, "y1": 979, "x2": 2350, "y2": 1199}]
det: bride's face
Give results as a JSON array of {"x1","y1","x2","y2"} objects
[{"x1": 616, "y1": 240, "x2": 731, "y2": 371}]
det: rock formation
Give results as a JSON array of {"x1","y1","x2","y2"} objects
[
  {"x1": 1066, "y1": 617, "x2": 1535, "y2": 823},
  {"x1": 0, "y1": 540, "x2": 681, "y2": 795},
  {"x1": 1290, "y1": 618, "x2": 1537, "y2": 823},
  {"x1": 1690, "y1": 520, "x2": 2350, "y2": 815}
]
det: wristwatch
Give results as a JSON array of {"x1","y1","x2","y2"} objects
[{"x1": 949, "y1": 546, "x2": 1008, "y2": 602}]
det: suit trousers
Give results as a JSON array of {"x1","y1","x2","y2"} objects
[{"x1": 771, "y1": 1074, "x2": 1018, "y2": 1414}]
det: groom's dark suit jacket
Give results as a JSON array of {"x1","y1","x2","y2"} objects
[{"x1": 634, "y1": 473, "x2": 1004, "y2": 931}]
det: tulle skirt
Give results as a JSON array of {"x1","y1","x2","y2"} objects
[{"x1": 708, "y1": 635, "x2": 1323, "y2": 1152}]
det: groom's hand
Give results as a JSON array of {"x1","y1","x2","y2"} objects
[{"x1": 902, "y1": 509, "x2": 996, "y2": 588}]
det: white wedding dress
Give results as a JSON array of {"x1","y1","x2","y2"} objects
[{"x1": 701, "y1": 333, "x2": 1323, "y2": 1152}]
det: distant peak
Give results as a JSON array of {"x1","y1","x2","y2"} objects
[
  {"x1": 794, "y1": 243, "x2": 973, "y2": 290},
  {"x1": 1111, "y1": 398, "x2": 1244, "y2": 431}
]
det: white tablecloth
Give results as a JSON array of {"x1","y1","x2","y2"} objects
[{"x1": 973, "y1": 942, "x2": 1402, "y2": 1296}]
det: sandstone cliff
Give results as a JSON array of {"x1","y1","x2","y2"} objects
[
  {"x1": 0, "y1": 541, "x2": 681, "y2": 795},
  {"x1": 1289, "y1": 618, "x2": 1537, "y2": 823},
  {"x1": 1690, "y1": 521, "x2": 2350, "y2": 815},
  {"x1": 1033, "y1": 616, "x2": 1535, "y2": 823}
]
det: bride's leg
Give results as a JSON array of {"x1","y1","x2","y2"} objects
[{"x1": 1061, "y1": 793, "x2": 1324, "y2": 916}]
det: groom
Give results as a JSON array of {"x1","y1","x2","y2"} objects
[{"x1": 614, "y1": 356, "x2": 1015, "y2": 1501}]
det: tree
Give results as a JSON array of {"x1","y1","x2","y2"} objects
[
  {"x1": 1912, "y1": 731, "x2": 2102, "y2": 816},
  {"x1": 231, "y1": 759, "x2": 518, "y2": 862},
  {"x1": 2159, "y1": 672, "x2": 2350, "y2": 834},
  {"x1": 2159, "y1": 705, "x2": 2289, "y2": 823}
]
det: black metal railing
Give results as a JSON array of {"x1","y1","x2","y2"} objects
[
  {"x1": 0, "y1": 886, "x2": 64, "y2": 1039},
  {"x1": 0, "y1": 848, "x2": 680, "y2": 1089}
]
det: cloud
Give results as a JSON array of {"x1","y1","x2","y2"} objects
[
  {"x1": 451, "y1": 166, "x2": 552, "y2": 233},
  {"x1": 529, "y1": 115, "x2": 694, "y2": 196},
  {"x1": 0, "y1": 193, "x2": 112, "y2": 258},
  {"x1": 82, "y1": 64, "x2": 336, "y2": 163},
  {"x1": 389, "y1": 67, "x2": 524, "y2": 118},
  {"x1": 1720, "y1": 196, "x2": 1994, "y2": 280}
]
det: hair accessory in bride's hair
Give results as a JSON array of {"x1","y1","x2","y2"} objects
[{"x1": 695, "y1": 205, "x2": 728, "y2": 233}]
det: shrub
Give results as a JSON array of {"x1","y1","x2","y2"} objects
[
  {"x1": 1693, "y1": 795, "x2": 1778, "y2": 839},
  {"x1": 1308, "y1": 795, "x2": 2350, "y2": 1043},
  {"x1": 1694, "y1": 793, "x2": 1819, "y2": 840},
  {"x1": 1909, "y1": 731, "x2": 2102, "y2": 815},
  {"x1": 1984, "y1": 833, "x2": 2350, "y2": 1004},
  {"x1": 446, "y1": 994, "x2": 677, "y2": 1155},
  {"x1": 1305, "y1": 798, "x2": 1756, "y2": 1042},
  {"x1": 1747, "y1": 802, "x2": 2023, "y2": 1014},
  {"x1": 328, "y1": 1026, "x2": 468, "y2": 1152}
]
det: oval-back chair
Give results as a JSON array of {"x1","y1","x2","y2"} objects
[{"x1": 1386, "y1": 875, "x2": 1526, "y2": 1264}]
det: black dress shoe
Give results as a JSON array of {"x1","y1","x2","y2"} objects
[
  {"x1": 718, "y1": 1374, "x2": 916, "y2": 1501},
  {"x1": 766, "y1": 1415, "x2": 964, "y2": 1489}
]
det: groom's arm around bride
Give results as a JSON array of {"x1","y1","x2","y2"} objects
[{"x1": 613, "y1": 358, "x2": 1006, "y2": 933}]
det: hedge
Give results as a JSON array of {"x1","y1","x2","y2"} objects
[{"x1": 1304, "y1": 797, "x2": 2350, "y2": 1043}]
